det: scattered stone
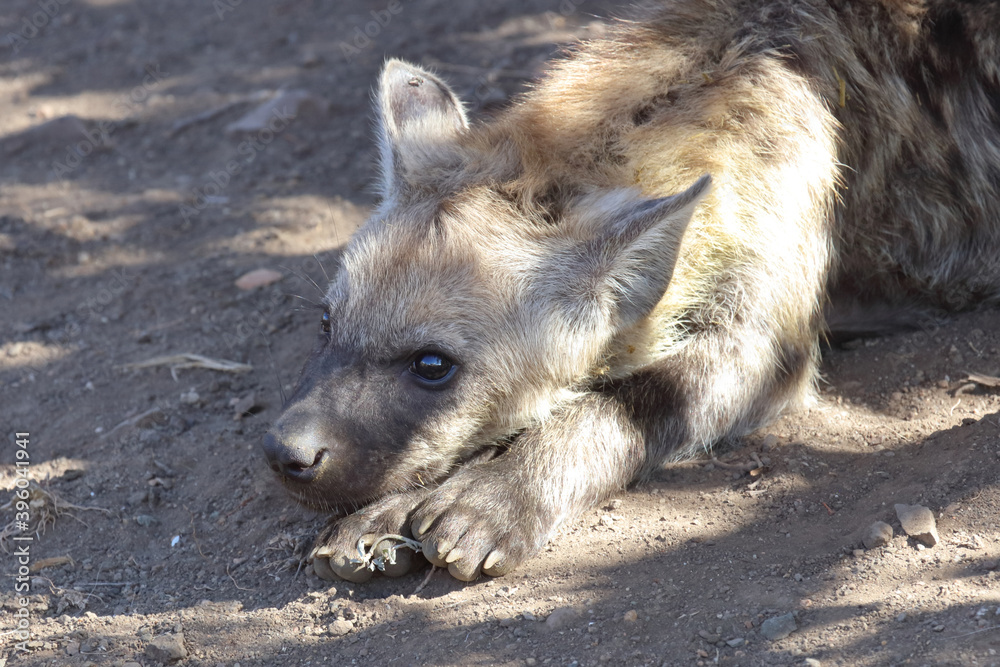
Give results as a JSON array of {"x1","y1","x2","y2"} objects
[
  {"x1": 761, "y1": 613, "x2": 798, "y2": 641},
  {"x1": 726, "y1": 637, "x2": 745, "y2": 647},
  {"x1": 232, "y1": 392, "x2": 262, "y2": 420},
  {"x1": 135, "y1": 514, "x2": 158, "y2": 527},
  {"x1": 328, "y1": 619, "x2": 354, "y2": 636},
  {"x1": 698, "y1": 629, "x2": 721, "y2": 643},
  {"x1": 123, "y1": 662, "x2": 142, "y2": 667},
  {"x1": 984, "y1": 558, "x2": 999, "y2": 571},
  {"x1": 179, "y1": 389, "x2": 200, "y2": 405},
  {"x1": 234, "y1": 268, "x2": 283, "y2": 290},
  {"x1": 895, "y1": 504, "x2": 939, "y2": 547},
  {"x1": 145, "y1": 633, "x2": 187, "y2": 662},
  {"x1": 225, "y1": 90, "x2": 325, "y2": 137},
  {"x1": 863, "y1": 521, "x2": 893, "y2": 549},
  {"x1": 544, "y1": 606, "x2": 579, "y2": 632},
  {"x1": 762, "y1": 434, "x2": 779, "y2": 451},
  {"x1": 300, "y1": 51, "x2": 323, "y2": 68},
  {"x1": 622, "y1": 610, "x2": 639, "y2": 623},
  {"x1": 803, "y1": 659, "x2": 822, "y2": 667},
  {"x1": 499, "y1": 617, "x2": 516, "y2": 628},
  {"x1": 522, "y1": 611, "x2": 536, "y2": 621},
  {"x1": 896, "y1": 612, "x2": 907, "y2": 623},
  {"x1": 66, "y1": 641, "x2": 80, "y2": 656},
  {"x1": 135, "y1": 408, "x2": 167, "y2": 429}
]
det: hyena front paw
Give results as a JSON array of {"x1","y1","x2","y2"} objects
[
  {"x1": 411, "y1": 469, "x2": 549, "y2": 582},
  {"x1": 309, "y1": 489, "x2": 431, "y2": 583}
]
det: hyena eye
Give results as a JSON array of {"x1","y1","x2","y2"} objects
[
  {"x1": 409, "y1": 352, "x2": 456, "y2": 385},
  {"x1": 320, "y1": 310, "x2": 331, "y2": 334}
]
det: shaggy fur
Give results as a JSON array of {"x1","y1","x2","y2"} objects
[{"x1": 263, "y1": 0, "x2": 1000, "y2": 582}]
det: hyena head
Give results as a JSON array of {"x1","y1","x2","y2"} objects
[{"x1": 262, "y1": 59, "x2": 709, "y2": 511}]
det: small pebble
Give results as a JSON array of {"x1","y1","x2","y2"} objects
[
  {"x1": 327, "y1": 619, "x2": 354, "y2": 636},
  {"x1": 145, "y1": 633, "x2": 187, "y2": 662},
  {"x1": 895, "y1": 504, "x2": 939, "y2": 547},
  {"x1": 761, "y1": 613, "x2": 797, "y2": 641},
  {"x1": 698, "y1": 630, "x2": 720, "y2": 643},
  {"x1": 623, "y1": 610, "x2": 638, "y2": 623},
  {"x1": 234, "y1": 268, "x2": 283, "y2": 290},
  {"x1": 863, "y1": 521, "x2": 893, "y2": 549}
]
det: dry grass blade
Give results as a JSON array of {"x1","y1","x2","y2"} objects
[
  {"x1": 966, "y1": 372, "x2": 1000, "y2": 388},
  {"x1": 1, "y1": 482, "x2": 111, "y2": 553},
  {"x1": 123, "y1": 353, "x2": 252, "y2": 380}
]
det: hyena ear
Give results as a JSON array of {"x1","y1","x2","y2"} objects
[
  {"x1": 376, "y1": 59, "x2": 469, "y2": 197},
  {"x1": 590, "y1": 175, "x2": 711, "y2": 329}
]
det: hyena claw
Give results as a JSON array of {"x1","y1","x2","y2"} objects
[{"x1": 410, "y1": 466, "x2": 549, "y2": 581}]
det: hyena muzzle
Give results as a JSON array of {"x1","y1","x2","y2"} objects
[{"x1": 263, "y1": 0, "x2": 1000, "y2": 582}]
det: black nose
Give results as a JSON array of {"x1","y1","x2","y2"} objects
[{"x1": 261, "y1": 432, "x2": 326, "y2": 483}]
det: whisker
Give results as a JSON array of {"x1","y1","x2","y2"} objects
[
  {"x1": 280, "y1": 263, "x2": 326, "y2": 300},
  {"x1": 314, "y1": 253, "x2": 331, "y2": 284},
  {"x1": 286, "y1": 293, "x2": 325, "y2": 309}
]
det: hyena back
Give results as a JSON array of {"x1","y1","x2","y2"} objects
[{"x1": 263, "y1": 0, "x2": 1000, "y2": 581}]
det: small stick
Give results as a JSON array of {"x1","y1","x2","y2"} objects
[
  {"x1": 410, "y1": 566, "x2": 436, "y2": 597},
  {"x1": 124, "y1": 353, "x2": 252, "y2": 374},
  {"x1": 103, "y1": 407, "x2": 163, "y2": 439}
]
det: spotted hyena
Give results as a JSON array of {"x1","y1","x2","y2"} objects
[{"x1": 262, "y1": 0, "x2": 1000, "y2": 581}]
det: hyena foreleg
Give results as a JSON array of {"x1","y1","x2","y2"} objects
[
  {"x1": 409, "y1": 309, "x2": 821, "y2": 581},
  {"x1": 409, "y1": 391, "x2": 644, "y2": 581}
]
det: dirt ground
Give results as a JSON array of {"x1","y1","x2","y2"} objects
[{"x1": 1, "y1": 1, "x2": 999, "y2": 666}]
